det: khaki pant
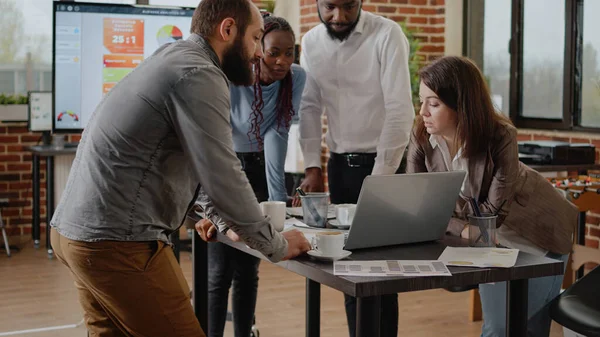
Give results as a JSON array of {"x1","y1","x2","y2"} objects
[{"x1": 51, "y1": 228, "x2": 206, "y2": 337}]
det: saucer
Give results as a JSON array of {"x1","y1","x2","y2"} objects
[
  {"x1": 328, "y1": 219, "x2": 350, "y2": 229},
  {"x1": 307, "y1": 249, "x2": 352, "y2": 261}
]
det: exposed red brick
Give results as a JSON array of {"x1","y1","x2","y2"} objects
[
  {"x1": 399, "y1": 7, "x2": 417, "y2": 14},
  {"x1": 409, "y1": 16, "x2": 429, "y2": 24},
  {"x1": 590, "y1": 225, "x2": 600, "y2": 238},
  {"x1": 585, "y1": 238, "x2": 599, "y2": 249},
  {"x1": 362, "y1": 5, "x2": 377, "y2": 12},
  {"x1": 430, "y1": 0, "x2": 445, "y2": 5},
  {"x1": 7, "y1": 127, "x2": 29, "y2": 134},
  {"x1": 7, "y1": 163, "x2": 31, "y2": 171},
  {"x1": 0, "y1": 136, "x2": 19, "y2": 144},
  {"x1": 378, "y1": 5, "x2": 397, "y2": 13},
  {"x1": 8, "y1": 182, "x2": 30, "y2": 190},
  {"x1": 7, "y1": 145, "x2": 24, "y2": 152},
  {"x1": 390, "y1": 0, "x2": 409, "y2": 4},
  {"x1": 20, "y1": 135, "x2": 41, "y2": 143},
  {"x1": 418, "y1": 8, "x2": 438, "y2": 15},
  {"x1": 533, "y1": 135, "x2": 553, "y2": 141},
  {"x1": 410, "y1": 0, "x2": 427, "y2": 5},
  {"x1": 430, "y1": 17, "x2": 445, "y2": 25},
  {"x1": 571, "y1": 138, "x2": 591, "y2": 144},
  {"x1": 0, "y1": 155, "x2": 20, "y2": 163},
  {"x1": 517, "y1": 134, "x2": 533, "y2": 141},
  {"x1": 420, "y1": 45, "x2": 444, "y2": 53}
]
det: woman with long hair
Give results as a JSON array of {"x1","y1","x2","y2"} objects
[
  {"x1": 207, "y1": 15, "x2": 306, "y2": 337},
  {"x1": 407, "y1": 56, "x2": 577, "y2": 337}
]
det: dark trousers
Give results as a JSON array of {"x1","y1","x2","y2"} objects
[
  {"x1": 328, "y1": 152, "x2": 400, "y2": 337},
  {"x1": 208, "y1": 152, "x2": 268, "y2": 337}
]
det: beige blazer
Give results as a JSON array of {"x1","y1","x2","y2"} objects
[{"x1": 406, "y1": 123, "x2": 577, "y2": 255}]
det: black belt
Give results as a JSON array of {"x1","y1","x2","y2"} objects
[
  {"x1": 236, "y1": 151, "x2": 265, "y2": 169},
  {"x1": 330, "y1": 152, "x2": 376, "y2": 168}
]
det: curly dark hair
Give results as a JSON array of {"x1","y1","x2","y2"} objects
[{"x1": 248, "y1": 16, "x2": 296, "y2": 149}]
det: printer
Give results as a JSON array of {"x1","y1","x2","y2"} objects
[{"x1": 518, "y1": 140, "x2": 596, "y2": 165}]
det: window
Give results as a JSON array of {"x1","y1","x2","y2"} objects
[
  {"x1": 0, "y1": 0, "x2": 57, "y2": 95},
  {"x1": 580, "y1": 0, "x2": 600, "y2": 128},
  {"x1": 521, "y1": 0, "x2": 565, "y2": 119},
  {"x1": 471, "y1": 0, "x2": 600, "y2": 131},
  {"x1": 483, "y1": 0, "x2": 511, "y2": 115}
]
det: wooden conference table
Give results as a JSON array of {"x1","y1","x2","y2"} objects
[{"x1": 189, "y1": 230, "x2": 563, "y2": 337}]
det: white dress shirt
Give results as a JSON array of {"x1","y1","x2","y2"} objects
[
  {"x1": 429, "y1": 135, "x2": 470, "y2": 197},
  {"x1": 430, "y1": 135, "x2": 548, "y2": 257},
  {"x1": 298, "y1": 10, "x2": 415, "y2": 175}
]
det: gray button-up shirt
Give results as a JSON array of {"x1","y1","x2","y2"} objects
[{"x1": 51, "y1": 34, "x2": 288, "y2": 262}]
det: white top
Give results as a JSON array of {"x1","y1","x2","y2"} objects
[
  {"x1": 430, "y1": 135, "x2": 548, "y2": 257},
  {"x1": 429, "y1": 135, "x2": 470, "y2": 197},
  {"x1": 298, "y1": 11, "x2": 415, "y2": 175}
]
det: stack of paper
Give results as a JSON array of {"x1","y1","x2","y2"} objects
[
  {"x1": 437, "y1": 247, "x2": 519, "y2": 268},
  {"x1": 333, "y1": 260, "x2": 452, "y2": 277}
]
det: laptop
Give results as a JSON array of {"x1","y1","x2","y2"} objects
[{"x1": 343, "y1": 171, "x2": 467, "y2": 251}]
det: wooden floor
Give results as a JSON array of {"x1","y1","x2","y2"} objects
[{"x1": 0, "y1": 235, "x2": 567, "y2": 337}]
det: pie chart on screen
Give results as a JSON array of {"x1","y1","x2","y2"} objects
[{"x1": 157, "y1": 25, "x2": 183, "y2": 45}]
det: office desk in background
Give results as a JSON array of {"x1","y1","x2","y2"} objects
[
  {"x1": 191, "y1": 232, "x2": 564, "y2": 337},
  {"x1": 25, "y1": 144, "x2": 78, "y2": 259}
]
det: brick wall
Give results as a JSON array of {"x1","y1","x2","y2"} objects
[{"x1": 0, "y1": 122, "x2": 80, "y2": 237}]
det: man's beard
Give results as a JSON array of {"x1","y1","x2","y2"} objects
[
  {"x1": 222, "y1": 35, "x2": 256, "y2": 86},
  {"x1": 317, "y1": 8, "x2": 361, "y2": 42}
]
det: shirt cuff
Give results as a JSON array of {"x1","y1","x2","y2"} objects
[{"x1": 300, "y1": 138, "x2": 322, "y2": 170}]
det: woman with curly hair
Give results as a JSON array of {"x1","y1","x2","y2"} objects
[{"x1": 207, "y1": 14, "x2": 306, "y2": 337}]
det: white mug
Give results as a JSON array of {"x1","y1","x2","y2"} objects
[
  {"x1": 335, "y1": 204, "x2": 356, "y2": 227},
  {"x1": 260, "y1": 201, "x2": 286, "y2": 232},
  {"x1": 311, "y1": 231, "x2": 345, "y2": 256}
]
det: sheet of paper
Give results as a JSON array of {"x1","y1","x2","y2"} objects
[
  {"x1": 438, "y1": 247, "x2": 519, "y2": 268},
  {"x1": 333, "y1": 260, "x2": 452, "y2": 277},
  {"x1": 286, "y1": 206, "x2": 336, "y2": 219}
]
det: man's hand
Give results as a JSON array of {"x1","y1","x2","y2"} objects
[
  {"x1": 281, "y1": 229, "x2": 312, "y2": 260},
  {"x1": 195, "y1": 219, "x2": 218, "y2": 242},
  {"x1": 292, "y1": 167, "x2": 324, "y2": 206}
]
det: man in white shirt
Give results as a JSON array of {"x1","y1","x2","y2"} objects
[{"x1": 296, "y1": 0, "x2": 415, "y2": 336}]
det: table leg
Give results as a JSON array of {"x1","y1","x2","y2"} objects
[
  {"x1": 192, "y1": 230, "x2": 208, "y2": 331},
  {"x1": 32, "y1": 154, "x2": 40, "y2": 249},
  {"x1": 306, "y1": 279, "x2": 320, "y2": 337},
  {"x1": 356, "y1": 296, "x2": 381, "y2": 337},
  {"x1": 506, "y1": 279, "x2": 528, "y2": 337},
  {"x1": 46, "y1": 157, "x2": 54, "y2": 259}
]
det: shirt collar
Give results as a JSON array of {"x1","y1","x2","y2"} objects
[
  {"x1": 429, "y1": 134, "x2": 465, "y2": 159},
  {"x1": 354, "y1": 10, "x2": 367, "y2": 35},
  {"x1": 187, "y1": 34, "x2": 221, "y2": 69},
  {"x1": 429, "y1": 134, "x2": 440, "y2": 149}
]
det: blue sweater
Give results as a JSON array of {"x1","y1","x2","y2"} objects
[{"x1": 230, "y1": 63, "x2": 306, "y2": 202}]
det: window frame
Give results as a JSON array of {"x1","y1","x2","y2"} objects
[{"x1": 469, "y1": 0, "x2": 599, "y2": 132}]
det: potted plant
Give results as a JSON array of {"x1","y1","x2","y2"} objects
[{"x1": 0, "y1": 93, "x2": 29, "y2": 122}]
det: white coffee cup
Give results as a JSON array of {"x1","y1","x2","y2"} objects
[
  {"x1": 260, "y1": 201, "x2": 286, "y2": 232},
  {"x1": 335, "y1": 204, "x2": 356, "y2": 227},
  {"x1": 311, "y1": 231, "x2": 345, "y2": 256}
]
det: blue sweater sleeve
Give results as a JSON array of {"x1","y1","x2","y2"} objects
[{"x1": 263, "y1": 65, "x2": 307, "y2": 202}]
